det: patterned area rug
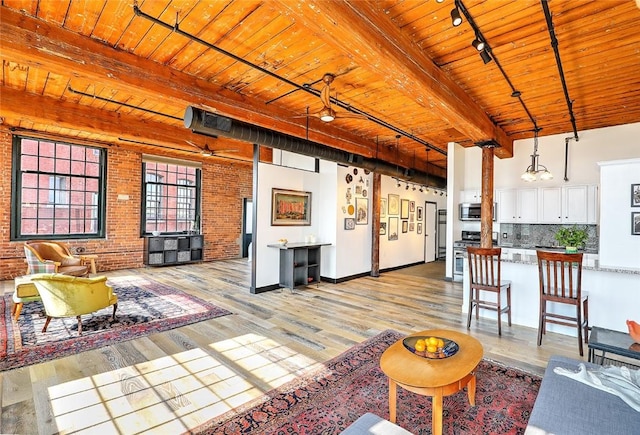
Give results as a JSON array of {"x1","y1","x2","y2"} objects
[
  {"x1": 196, "y1": 330, "x2": 541, "y2": 434},
  {"x1": 1, "y1": 276, "x2": 231, "y2": 371}
]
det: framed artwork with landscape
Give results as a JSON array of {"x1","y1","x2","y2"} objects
[
  {"x1": 632, "y1": 184, "x2": 640, "y2": 207},
  {"x1": 271, "y1": 188, "x2": 311, "y2": 226},
  {"x1": 388, "y1": 217, "x2": 398, "y2": 241},
  {"x1": 633, "y1": 212, "x2": 640, "y2": 235}
]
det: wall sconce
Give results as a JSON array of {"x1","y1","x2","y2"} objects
[{"x1": 521, "y1": 129, "x2": 553, "y2": 182}]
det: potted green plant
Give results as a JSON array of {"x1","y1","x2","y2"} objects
[{"x1": 554, "y1": 226, "x2": 588, "y2": 253}]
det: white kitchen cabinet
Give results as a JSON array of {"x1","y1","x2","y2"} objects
[
  {"x1": 497, "y1": 188, "x2": 538, "y2": 223},
  {"x1": 538, "y1": 185, "x2": 598, "y2": 224},
  {"x1": 460, "y1": 189, "x2": 482, "y2": 203}
]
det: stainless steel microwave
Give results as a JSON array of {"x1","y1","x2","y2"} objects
[{"x1": 459, "y1": 203, "x2": 497, "y2": 221}]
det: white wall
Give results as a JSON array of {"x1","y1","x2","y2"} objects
[
  {"x1": 255, "y1": 161, "x2": 331, "y2": 288},
  {"x1": 254, "y1": 156, "x2": 448, "y2": 289},
  {"x1": 496, "y1": 122, "x2": 640, "y2": 189},
  {"x1": 379, "y1": 175, "x2": 447, "y2": 270},
  {"x1": 334, "y1": 164, "x2": 373, "y2": 278},
  {"x1": 598, "y1": 158, "x2": 640, "y2": 269}
]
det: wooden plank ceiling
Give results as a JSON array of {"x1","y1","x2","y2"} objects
[{"x1": 2, "y1": 0, "x2": 640, "y2": 186}]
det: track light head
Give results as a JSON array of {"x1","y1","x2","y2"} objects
[
  {"x1": 451, "y1": 7, "x2": 463, "y2": 27},
  {"x1": 405, "y1": 183, "x2": 410, "y2": 190},
  {"x1": 472, "y1": 37, "x2": 485, "y2": 51},
  {"x1": 479, "y1": 49, "x2": 493, "y2": 64}
]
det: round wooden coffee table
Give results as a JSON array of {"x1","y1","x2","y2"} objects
[{"x1": 380, "y1": 329, "x2": 483, "y2": 435}]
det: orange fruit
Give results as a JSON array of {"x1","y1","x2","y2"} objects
[
  {"x1": 437, "y1": 339, "x2": 445, "y2": 349},
  {"x1": 415, "y1": 339, "x2": 426, "y2": 352},
  {"x1": 427, "y1": 337, "x2": 439, "y2": 346},
  {"x1": 426, "y1": 344, "x2": 438, "y2": 353}
]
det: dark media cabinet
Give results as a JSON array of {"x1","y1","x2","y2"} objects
[{"x1": 144, "y1": 234, "x2": 204, "y2": 266}]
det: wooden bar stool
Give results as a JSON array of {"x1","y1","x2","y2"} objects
[
  {"x1": 536, "y1": 250, "x2": 589, "y2": 356},
  {"x1": 466, "y1": 247, "x2": 512, "y2": 335}
]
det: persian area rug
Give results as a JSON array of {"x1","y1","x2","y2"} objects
[
  {"x1": 1, "y1": 276, "x2": 231, "y2": 371},
  {"x1": 197, "y1": 330, "x2": 541, "y2": 435}
]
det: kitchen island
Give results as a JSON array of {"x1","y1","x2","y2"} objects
[{"x1": 462, "y1": 249, "x2": 639, "y2": 337}]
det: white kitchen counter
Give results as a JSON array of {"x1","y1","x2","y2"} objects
[{"x1": 462, "y1": 252, "x2": 639, "y2": 338}]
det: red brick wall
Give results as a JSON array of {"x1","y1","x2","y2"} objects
[{"x1": 0, "y1": 130, "x2": 252, "y2": 280}]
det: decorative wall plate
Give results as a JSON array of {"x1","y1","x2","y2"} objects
[
  {"x1": 347, "y1": 204, "x2": 355, "y2": 215},
  {"x1": 345, "y1": 174, "x2": 353, "y2": 183}
]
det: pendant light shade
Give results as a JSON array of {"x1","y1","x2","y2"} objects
[{"x1": 521, "y1": 129, "x2": 553, "y2": 182}]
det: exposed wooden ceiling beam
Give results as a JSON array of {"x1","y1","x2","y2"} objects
[
  {"x1": 278, "y1": 0, "x2": 513, "y2": 158},
  {"x1": 0, "y1": 7, "x2": 421, "y2": 168},
  {"x1": 1, "y1": 85, "x2": 257, "y2": 157}
]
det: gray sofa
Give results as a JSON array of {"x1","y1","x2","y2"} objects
[{"x1": 526, "y1": 355, "x2": 640, "y2": 435}]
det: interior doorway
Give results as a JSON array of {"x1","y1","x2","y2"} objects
[
  {"x1": 241, "y1": 198, "x2": 253, "y2": 258},
  {"x1": 424, "y1": 201, "x2": 437, "y2": 262}
]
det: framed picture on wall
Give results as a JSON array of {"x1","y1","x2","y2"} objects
[
  {"x1": 417, "y1": 206, "x2": 423, "y2": 221},
  {"x1": 417, "y1": 223, "x2": 423, "y2": 234},
  {"x1": 388, "y1": 217, "x2": 398, "y2": 240},
  {"x1": 632, "y1": 184, "x2": 640, "y2": 207},
  {"x1": 410, "y1": 201, "x2": 415, "y2": 212},
  {"x1": 401, "y1": 199, "x2": 410, "y2": 219},
  {"x1": 388, "y1": 194, "x2": 399, "y2": 215},
  {"x1": 633, "y1": 212, "x2": 640, "y2": 235},
  {"x1": 380, "y1": 221, "x2": 387, "y2": 235},
  {"x1": 402, "y1": 220, "x2": 408, "y2": 233},
  {"x1": 271, "y1": 188, "x2": 311, "y2": 226},
  {"x1": 381, "y1": 198, "x2": 387, "y2": 218},
  {"x1": 356, "y1": 198, "x2": 368, "y2": 224},
  {"x1": 344, "y1": 218, "x2": 356, "y2": 230}
]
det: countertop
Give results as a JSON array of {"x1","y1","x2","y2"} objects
[
  {"x1": 499, "y1": 256, "x2": 640, "y2": 275},
  {"x1": 267, "y1": 242, "x2": 331, "y2": 249}
]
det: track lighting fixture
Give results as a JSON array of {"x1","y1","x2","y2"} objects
[
  {"x1": 440, "y1": 191, "x2": 444, "y2": 197},
  {"x1": 472, "y1": 35, "x2": 485, "y2": 51},
  {"x1": 412, "y1": 185, "x2": 417, "y2": 191},
  {"x1": 479, "y1": 49, "x2": 492, "y2": 64},
  {"x1": 419, "y1": 186, "x2": 424, "y2": 193},
  {"x1": 405, "y1": 183, "x2": 410, "y2": 190},
  {"x1": 396, "y1": 179, "x2": 401, "y2": 188},
  {"x1": 451, "y1": 7, "x2": 463, "y2": 27}
]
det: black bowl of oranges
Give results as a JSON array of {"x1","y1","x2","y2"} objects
[{"x1": 402, "y1": 335, "x2": 459, "y2": 359}]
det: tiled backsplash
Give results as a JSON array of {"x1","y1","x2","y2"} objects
[{"x1": 499, "y1": 223, "x2": 599, "y2": 253}]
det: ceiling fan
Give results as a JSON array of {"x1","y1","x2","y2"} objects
[
  {"x1": 186, "y1": 140, "x2": 238, "y2": 157},
  {"x1": 297, "y1": 73, "x2": 367, "y2": 122}
]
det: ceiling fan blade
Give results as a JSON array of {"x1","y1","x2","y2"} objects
[
  {"x1": 320, "y1": 85, "x2": 331, "y2": 109},
  {"x1": 336, "y1": 112, "x2": 368, "y2": 120}
]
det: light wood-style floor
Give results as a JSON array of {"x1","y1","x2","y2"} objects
[{"x1": 0, "y1": 259, "x2": 586, "y2": 434}]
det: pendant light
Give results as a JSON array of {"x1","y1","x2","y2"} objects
[{"x1": 521, "y1": 129, "x2": 553, "y2": 182}]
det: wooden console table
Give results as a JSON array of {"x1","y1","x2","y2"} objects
[{"x1": 268, "y1": 242, "x2": 331, "y2": 290}]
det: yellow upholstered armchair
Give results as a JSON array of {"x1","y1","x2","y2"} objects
[
  {"x1": 30, "y1": 274, "x2": 118, "y2": 336},
  {"x1": 24, "y1": 240, "x2": 90, "y2": 276}
]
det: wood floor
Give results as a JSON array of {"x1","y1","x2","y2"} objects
[{"x1": 0, "y1": 259, "x2": 586, "y2": 434}]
